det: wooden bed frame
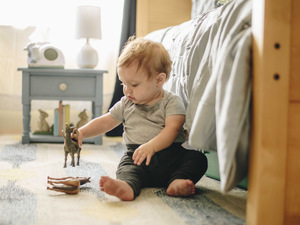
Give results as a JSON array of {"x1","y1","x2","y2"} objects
[{"x1": 136, "y1": 0, "x2": 300, "y2": 224}]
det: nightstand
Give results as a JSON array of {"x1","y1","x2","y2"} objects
[{"x1": 18, "y1": 68, "x2": 107, "y2": 145}]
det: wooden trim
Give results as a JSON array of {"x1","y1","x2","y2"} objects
[
  {"x1": 290, "y1": 0, "x2": 300, "y2": 102},
  {"x1": 136, "y1": 0, "x2": 149, "y2": 37},
  {"x1": 247, "y1": 0, "x2": 290, "y2": 224},
  {"x1": 136, "y1": 0, "x2": 191, "y2": 37},
  {"x1": 285, "y1": 103, "x2": 300, "y2": 224},
  {"x1": 246, "y1": 0, "x2": 300, "y2": 224},
  {"x1": 285, "y1": 0, "x2": 300, "y2": 224}
]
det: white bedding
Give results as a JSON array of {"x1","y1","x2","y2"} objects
[{"x1": 146, "y1": 0, "x2": 252, "y2": 192}]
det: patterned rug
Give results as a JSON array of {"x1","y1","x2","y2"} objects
[{"x1": 0, "y1": 135, "x2": 246, "y2": 225}]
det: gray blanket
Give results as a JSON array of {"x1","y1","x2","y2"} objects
[{"x1": 146, "y1": 0, "x2": 252, "y2": 192}]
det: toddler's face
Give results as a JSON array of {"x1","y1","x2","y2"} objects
[{"x1": 118, "y1": 64, "x2": 162, "y2": 105}]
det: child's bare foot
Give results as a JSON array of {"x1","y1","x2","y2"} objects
[
  {"x1": 166, "y1": 179, "x2": 195, "y2": 197},
  {"x1": 99, "y1": 176, "x2": 134, "y2": 201}
]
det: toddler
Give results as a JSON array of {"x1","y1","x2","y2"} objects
[{"x1": 75, "y1": 37, "x2": 207, "y2": 201}]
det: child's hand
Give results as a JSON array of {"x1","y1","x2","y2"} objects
[
  {"x1": 132, "y1": 143, "x2": 156, "y2": 166},
  {"x1": 72, "y1": 129, "x2": 83, "y2": 148}
]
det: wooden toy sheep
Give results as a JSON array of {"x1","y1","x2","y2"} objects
[{"x1": 62, "y1": 123, "x2": 81, "y2": 168}]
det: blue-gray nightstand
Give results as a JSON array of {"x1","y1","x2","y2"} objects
[{"x1": 18, "y1": 68, "x2": 107, "y2": 145}]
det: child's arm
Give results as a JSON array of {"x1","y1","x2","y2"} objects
[
  {"x1": 132, "y1": 114, "x2": 185, "y2": 166},
  {"x1": 75, "y1": 112, "x2": 121, "y2": 147}
]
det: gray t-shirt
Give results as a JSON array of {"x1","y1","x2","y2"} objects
[{"x1": 109, "y1": 90, "x2": 186, "y2": 145}]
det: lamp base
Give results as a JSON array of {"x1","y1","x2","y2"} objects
[{"x1": 77, "y1": 40, "x2": 98, "y2": 69}]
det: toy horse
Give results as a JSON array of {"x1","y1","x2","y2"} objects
[
  {"x1": 47, "y1": 176, "x2": 91, "y2": 194},
  {"x1": 62, "y1": 123, "x2": 81, "y2": 168}
]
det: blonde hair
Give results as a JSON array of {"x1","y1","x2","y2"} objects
[{"x1": 117, "y1": 36, "x2": 172, "y2": 80}]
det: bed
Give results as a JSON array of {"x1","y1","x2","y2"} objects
[{"x1": 136, "y1": 0, "x2": 300, "y2": 224}]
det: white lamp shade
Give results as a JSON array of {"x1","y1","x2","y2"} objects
[{"x1": 75, "y1": 6, "x2": 102, "y2": 39}]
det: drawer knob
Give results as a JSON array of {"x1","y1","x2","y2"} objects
[{"x1": 59, "y1": 83, "x2": 67, "y2": 91}]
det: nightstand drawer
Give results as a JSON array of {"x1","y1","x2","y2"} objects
[{"x1": 30, "y1": 76, "x2": 96, "y2": 98}]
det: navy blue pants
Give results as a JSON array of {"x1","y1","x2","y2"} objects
[{"x1": 116, "y1": 143, "x2": 207, "y2": 198}]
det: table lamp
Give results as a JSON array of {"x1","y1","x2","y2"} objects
[{"x1": 75, "y1": 6, "x2": 102, "y2": 69}]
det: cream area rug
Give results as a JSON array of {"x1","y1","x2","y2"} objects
[{"x1": 0, "y1": 135, "x2": 247, "y2": 225}]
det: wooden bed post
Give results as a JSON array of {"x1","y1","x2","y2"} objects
[{"x1": 247, "y1": 0, "x2": 300, "y2": 224}]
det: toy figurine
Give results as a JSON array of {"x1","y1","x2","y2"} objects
[
  {"x1": 37, "y1": 109, "x2": 50, "y2": 132},
  {"x1": 62, "y1": 123, "x2": 81, "y2": 168},
  {"x1": 47, "y1": 176, "x2": 91, "y2": 195},
  {"x1": 76, "y1": 109, "x2": 88, "y2": 128}
]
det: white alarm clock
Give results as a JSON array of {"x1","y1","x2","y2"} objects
[{"x1": 24, "y1": 42, "x2": 65, "y2": 68}]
